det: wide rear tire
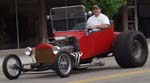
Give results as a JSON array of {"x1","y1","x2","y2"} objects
[{"x1": 114, "y1": 31, "x2": 148, "y2": 68}]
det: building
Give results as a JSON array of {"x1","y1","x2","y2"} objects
[
  {"x1": 126, "y1": 0, "x2": 150, "y2": 37},
  {"x1": 0, "y1": 0, "x2": 150, "y2": 50},
  {"x1": 0, "y1": 0, "x2": 80, "y2": 50}
]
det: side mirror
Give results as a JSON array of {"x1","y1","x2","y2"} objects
[
  {"x1": 46, "y1": 15, "x2": 50, "y2": 20},
  {"x1": 87, "y1": 11, "x2": 92, "y2": 18}
]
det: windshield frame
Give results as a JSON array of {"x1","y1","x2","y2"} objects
[{"x1": 50, "y1": 5, "x2": 87, "y2": 32}]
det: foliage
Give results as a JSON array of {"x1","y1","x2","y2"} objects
[{"x1": 80, "y1": 0, "x2": 127, "y2": 18}]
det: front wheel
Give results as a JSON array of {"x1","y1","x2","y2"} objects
[
  {"x1": 2, "y1": 54, "x2": 22, "y2": 80},
  {"x1": 53, "y1": 51, "x2": 72, "y2": 78}
]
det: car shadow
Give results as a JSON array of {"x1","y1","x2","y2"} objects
[
  {"x1": 17, "y1": 65, "x2": 122, "y2": 80},
  {"x1": 72, "y1": 66, "x2": 121, "y2": 75}
]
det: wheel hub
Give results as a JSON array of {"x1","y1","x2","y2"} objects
[
  {"x1": 58, "y1": 54, "x2": 71, "y2": 74},
  {"x1": 7, "y1": 58, "x2": 20, "y2": 76},
  {"x1": 132, "y1": 40, "x2": 142, "y2": 59}
]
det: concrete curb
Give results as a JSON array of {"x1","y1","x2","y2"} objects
[{"x1": 0, "y1": 49, "x2": 26, "y2": 57}]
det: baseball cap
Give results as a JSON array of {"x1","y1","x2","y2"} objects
[{"x1": 92, "y1": 5, "x2": 101, "y2": 10}]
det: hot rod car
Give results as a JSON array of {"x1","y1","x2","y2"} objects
[{"x1": 2, "y1": 5, "x2": 148, "y2": 80}]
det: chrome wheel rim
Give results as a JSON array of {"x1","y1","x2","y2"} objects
[
  {"x1": 58, "y1": 54, "x2": 71, "y2": 75},
  {"x1": 6, "y1": 58, "x2": 20, "y2": 76},
  {"x1": 132, "y1": 40, "x2": 143, "y2": 59}
]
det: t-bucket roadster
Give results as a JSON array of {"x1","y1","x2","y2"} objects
[{"x1": 2, "y1": 5, "x2": 148, "y2": 80}]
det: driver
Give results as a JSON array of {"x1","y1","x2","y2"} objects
[
  {"x1": 86, "y1": 5, "x2": 109, "y2": 66},
  {"x1": 87, "y1": 5, "x2": 110, "y2": 30}
]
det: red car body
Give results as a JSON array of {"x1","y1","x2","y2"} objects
[{"x1": 35, "y1": 24, "x2": 119, "y2": 61}]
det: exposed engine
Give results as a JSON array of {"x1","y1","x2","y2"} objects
[{"x1": 48, "y1": 36, "x2": 80, "y2": 53}]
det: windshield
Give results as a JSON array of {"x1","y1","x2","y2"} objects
[{"x1": 50, "y1": 5, "x2": 87, "y2": 31}]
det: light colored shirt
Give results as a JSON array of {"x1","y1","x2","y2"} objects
[{"x1": 87, "y1": 13, "x2": 110, "y2": 29}]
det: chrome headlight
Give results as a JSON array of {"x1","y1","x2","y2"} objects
[
  {"x1": 52, "y1": 46, "x2": 60, "y2": 55},
  {"x1": 25, "y1": 47, "x2": 33, "y2": 56}
]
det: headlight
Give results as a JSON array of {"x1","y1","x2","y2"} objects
[
  {"x1": 25, "y1": 47, "x2": 33, "y2": 56},
  {"x1": 52, "y1": 46, "x2": 60, "y2": 55}
]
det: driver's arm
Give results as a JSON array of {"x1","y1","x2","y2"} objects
[{"x1": 89, "y1": 24, "x2": 109, "y2": 29}]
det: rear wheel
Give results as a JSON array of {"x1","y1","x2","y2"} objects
[
  {"x1": 2, "y1": 54, "x2": 22, "y2": 80},
  {"x1": 114, "y1": 31, "x2": 148, "y2": 68},
  {"x1": 54, "y1": 51, "x2": 72, "y2": 78}
]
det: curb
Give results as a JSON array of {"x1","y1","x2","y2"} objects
[{"x1": 0, "y1": 49, "x2": 26, "y2": 57}]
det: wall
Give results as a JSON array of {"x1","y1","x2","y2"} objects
[{"x1": 138, "y1": 0, "x2": 150, "y2": 37}]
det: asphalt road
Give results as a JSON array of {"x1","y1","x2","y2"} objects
[{"x1": 0, "y1": 40, "x2": 150, "y2": 83}]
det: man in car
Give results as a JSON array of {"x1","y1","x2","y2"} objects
[
  {"x1": 87, "y1": 5, "x2": 110, "y2": 30},
  {"x1": 87, "y1": 5, "x2": 110, "y2": 65}
]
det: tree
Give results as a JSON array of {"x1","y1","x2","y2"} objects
[{"x1": 80, "y1": 0, "x2": 127, "y2": 19}]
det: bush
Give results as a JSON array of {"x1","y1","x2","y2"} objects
[{"x1": 80, "y1": 0, "x2": 127, "y2": 19}]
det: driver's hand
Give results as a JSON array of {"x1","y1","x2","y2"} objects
[
  {"x1": 86, "y1": 25, "x2": 98, "y2": 31},
  {"x1": 88, "y1": 25, "x2": 98, "y2": 29}
]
